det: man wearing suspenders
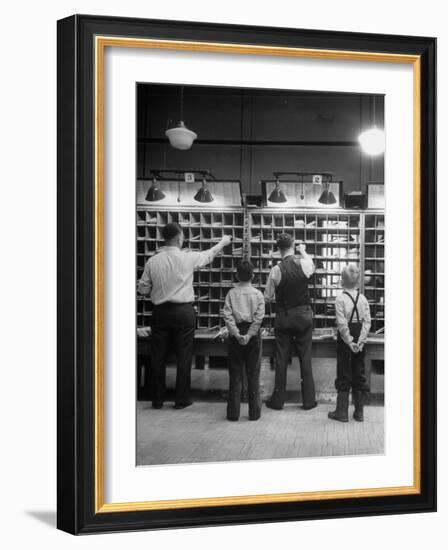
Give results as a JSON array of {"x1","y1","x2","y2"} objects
[{"x1": 264, "y1": 233, "x2": 317, "y2": 411}]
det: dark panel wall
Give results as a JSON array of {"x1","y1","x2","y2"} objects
[{"x1": 137, "y1": 84, "x2": 384, "y2": 195}]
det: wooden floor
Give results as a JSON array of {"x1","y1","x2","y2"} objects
[{"x1": 136, "y1": 401, "x2": 384, "y2": 465}]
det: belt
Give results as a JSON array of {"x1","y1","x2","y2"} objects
[{"x1": 154, "y1": 301, "x2": 194, "y2": 308}]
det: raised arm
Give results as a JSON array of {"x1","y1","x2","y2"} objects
[
  {"x1": 296, "y1": 243, "x2": 315, "y2": 277},
  {"x1": 194, "y1": 234, "x2": 232, "y2": 268}
]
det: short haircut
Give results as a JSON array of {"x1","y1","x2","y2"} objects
[
  {"x1": 236, "y1": 259, "x2": 254, "y2": 282},
  {"x1": 161, "y1": 222, "x2": 182, "y2": 242},
  {"x1": 341, "y1": 264, "x2": 360, "y2": 287},
  {"x1": 276, "y1": 233, "x2": 294, "y2": 251}
]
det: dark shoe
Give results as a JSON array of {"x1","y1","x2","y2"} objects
[
  {"x1": 302, "y1": 401, "x2": 318, "y2": 411},
  {"x1": 151, "y1": 401, "x2": 163, "y2": 409},
  {"x1": 174, "y1": 400, "x2": 193, "y2": 410},
  {"x1": 249, "y1": 413, "x2": 261, "y2": 421},
  {"x1": 328, "y1": 391, "x2": 349, "y2": 422},
  {"x1": 266, "y1": 400, "x2": 283, "y2": 410},
  {"x1": 227, "y1": 416, "x2": 239, "y2": 422},
  {"x1": 353, "y1": 391, "x2": 364, "y2": 422}
]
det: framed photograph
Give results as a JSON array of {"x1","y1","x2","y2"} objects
[{"x1": 57, "y1": 14, "x2": 436, "y2": 534}]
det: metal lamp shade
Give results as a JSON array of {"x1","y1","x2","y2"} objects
[
  {"x1": 268, "y1": 184, "x2": 287, "y2": 203},
  {"x1": 318, "y1": 188, "x2": 337, "y2": 205},
  {"x1": 194, "y1": 184, "x2": 214, "y2": 203},
  {"x1": 145, "y1": 183, "x2": 165, "y2": 202}
]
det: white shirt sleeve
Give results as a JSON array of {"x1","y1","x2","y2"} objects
[
  {"x1": 138, "y1": 258, "x2": 152, "y2": 296},
  {"x1": 300, "y1": 257, "x2": 315, "y2": 278},
  {"x1": 335, "y1": 294, "x2": 353, "y2": 345},
  {"x1": 189, "y1": 243, "x2": 223, "y2": 269},
  {"x1": 264, "y1": 265, "x2": 281, "y2": 302},
  {"x1": 358, "y1": 295, "x2": 372, "y2": 345}
]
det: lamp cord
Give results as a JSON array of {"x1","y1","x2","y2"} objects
[{"x1": 180, "y1": 86, "x2": 184, "y2": 122}]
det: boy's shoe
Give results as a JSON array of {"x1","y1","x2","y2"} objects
[
  {"x1": 353, "y1": 391, "x2": 364, "y2": 422},
  {"x1": 265, "y1": 400, "x2": 283, "y2": 410},
  {"x1": 328, "y1": 391, "x2": 349, "y2": 422},
  {"x1": 302, "y1": 401, "x2": 318, "y2": 411},
  {"x1": 174, "y1": 400, "x2": 193, "y2": 410},
  {"x1": 151, "y1": 401, "x2": 163, "y2": 409}
]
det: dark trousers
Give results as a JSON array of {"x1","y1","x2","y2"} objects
[
  {"x1": 335, "y1": 335, "x2": 369, "y2": 392},
  {"x1": 227, "y1": 323, "x2": 262, "y2": 421},
  {"x1": 271, "y1": 305, "x2": 316, "y2": 408},
  {"x1": 150, "y1": 302, "x2": 195, "y2": 405}
]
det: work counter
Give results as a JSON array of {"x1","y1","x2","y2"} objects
[{"x1": 137, "y1": 330, "x2": 384, "y2": 364}]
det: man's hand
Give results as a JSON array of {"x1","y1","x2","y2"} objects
[
  {"x1": 220, "y1": 234, "x2": 232, "y2": 247},
  {"x1": 296, "y1": 242, "x2": 306, "y2": 255},
  {"x1": 137, "y1": 327, "x2": 151, "y2": 337},
  {"x1": 357, "y1": 342, "x2": 364, "y2": 353}
]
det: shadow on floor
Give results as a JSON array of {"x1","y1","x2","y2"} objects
[{"x1": 25, "y1": 510, "x2": 56, "y2": 528}]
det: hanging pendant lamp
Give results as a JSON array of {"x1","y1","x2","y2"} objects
[
  {"x1": 145, "y1": 177, "x2": 165, "y2": 202},
  {"x1": 165, "y1": 86, "x2": 197, "y2": 150},
  {"x1": 318, "y1": 182, "x2": 337, "y2": 205},
  {"x1": 268, "y1": 179, "x2": 287, "y2": 203},
  {"x1": 358, "y1": 95, "x2": 385, "y2": 156},
  {"x1": 194, "y1": 179, "x2": 214, "y2": 203}
]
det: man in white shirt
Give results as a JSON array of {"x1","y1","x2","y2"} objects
[
  {"x1": 138, "y1": 222, "x2": 231, "y2": 409},
  {"x1": 264, "y1": 233, "x2": 317, "y2": 411}
]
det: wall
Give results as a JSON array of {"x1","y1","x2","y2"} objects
[
  {"x1": 0, "y1": 1, "x2": 445, "y2": 550},
  {"x1": 137, "y1": 85, "x2": 384, "y2": 195}
]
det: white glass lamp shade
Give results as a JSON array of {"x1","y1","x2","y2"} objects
[
  {"x1": 165, "y1": 121, "x2": 197, "y2": 150},
  {"x1": 358, "y1": 126, "x2": 385, "y2": 156}
]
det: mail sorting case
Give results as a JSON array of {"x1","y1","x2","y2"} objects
[
  {"x1": 136, "y1": 207, "x2": 246, "y2": 330},
  {"x1": 137, "y1": 206, "x2": 384, "y2": 335},
  {"x1": 247, "y1": 209, "x2": 385, "y2": 334}
]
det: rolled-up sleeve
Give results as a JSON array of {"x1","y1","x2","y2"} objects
[
  {"x1": 138, "y1": 259, "x2": 152, "y2": 296},
  {"x1": 223, "y1": 292, "x2": 239, "y2": 337},
  {"x1": 300, "y1": 257, "x2": 315, "y2": 278},
  {"x1": 335, "y1": 296, "x2": 353, "y2": 345},
  {"x1": 248, "y1": 293, "x2": 265, "y2": 336},
  {"x1": 264, "y1": 265, "x2": 280, "y2": 302}
]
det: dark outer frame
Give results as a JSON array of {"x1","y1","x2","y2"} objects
[{"x1": 57, "y1": 14, "x2": 436, "y2": 535}]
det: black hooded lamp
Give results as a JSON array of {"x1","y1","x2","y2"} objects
[
  {"x1": 318, "y1": 183, "x2": 337, "y2": 205},
  {"x1": 318, "y1": 174, "x2": 337, "y2": 205},
  {"x1": 194, "y1": 179, "x2": 214, "y2": 203},
  {"x1": 145, "y1": 177, "x2": 165, "y2": 202},
  {"x1": 268, "y1": 179, "x2": 287, "y2": 203}
]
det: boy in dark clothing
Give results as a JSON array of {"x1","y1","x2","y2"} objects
[
  {"x1": 223, "y1": 260, "x2": 265, "y2": 421},
  {"x1": 329, "y1": 264, "x2": 371, "y2": 422}
]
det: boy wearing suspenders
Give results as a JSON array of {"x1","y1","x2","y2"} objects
[{"x1": 329, "y1": 264, "x2": 371, "y2": 422}]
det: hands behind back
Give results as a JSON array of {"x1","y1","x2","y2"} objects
[
  {"x1": 237, "y1": 334, "x2": 251, "y2": 346},
  {"x1": 349, "y1": 342, "x2": 359, "y2": 353}
]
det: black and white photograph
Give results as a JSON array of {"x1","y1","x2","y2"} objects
[{"x1": 135, "y1": 83, "x2": 385, "y2": 466}]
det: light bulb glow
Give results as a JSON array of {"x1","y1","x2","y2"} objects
[{"x1": 358, "y1": 126, "x2": 385, "y2": 156}]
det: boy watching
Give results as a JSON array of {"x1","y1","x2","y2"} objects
[
  {"x1": 328, "y1": 264, "x2": 371, "y2": 422},
  {"x1": 222, "y1": 260, "x2": 265, "y2": 421}
]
